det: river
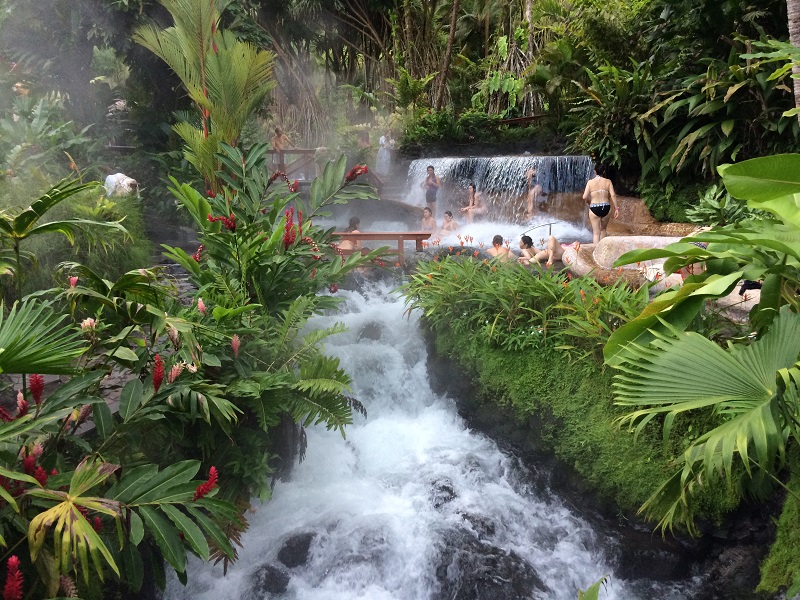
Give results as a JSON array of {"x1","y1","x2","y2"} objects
[{"x1": 165, "y1": 281, "x2": 699, "y2": 600}]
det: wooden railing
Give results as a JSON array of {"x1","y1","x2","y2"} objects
[
  {"x1": 334, "y1": 231, "x2": 432, "y2": 258},
  {"x1": 266, "y1": 149, "x2": 317, "y2": 180}
]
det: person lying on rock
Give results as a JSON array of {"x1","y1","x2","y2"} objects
[{"x1": 518, "y1": 235, "x2": 581, "y2": 267}]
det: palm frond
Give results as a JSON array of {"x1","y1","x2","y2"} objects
[
  {"x1": 614, "y1": 307, "x2": 800, "y2": 532},
  {"x1": 0, "y1": 299, "x2": 85, "y2": 375}
]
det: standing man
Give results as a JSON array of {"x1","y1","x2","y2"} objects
[
  {"x1": 421, "y1": 165, "x2": 441, "y2": 217},
  {"x1": 271, "y1": 126, "x2": 292, "y2": 170}
]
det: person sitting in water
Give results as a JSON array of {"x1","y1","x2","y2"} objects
[
  {"x1": 439, "y1": 210, "x2": 459, "y2": 235},
  {"x1": 582, "y1": 162, "x2": 619, "y2": 244},
  {"x1": 420, "y1": 206, "x2": 437, "y2": 232},
  {"x1": 486, "y1": 234, "x2": 513, "y2": 262},
  {"x1": 460, "y1": 182, "x2": 488, "y2": 223},
  {"x1": 339, "y1": 216, "x2": 362, "y2": 252},
  {"x1": 525, "y1": 168, "x2": 543, "y2": 220},
  {"x1": 518, "y1": 235, "x2": 581, "y2": 267}
]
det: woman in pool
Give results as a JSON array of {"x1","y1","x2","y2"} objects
[
  {"x1": 460, "y1": 182, "x2": 488, "y2": 223},
  {"x1": 582, "y1": 162, "x2": 619, "y2": 244},
  {"x1": 420, "y1": 207, "x2": 437, "y2": 232}
]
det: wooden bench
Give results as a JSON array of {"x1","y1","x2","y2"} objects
[{"x1": 333, "y1": 231, "x2": 432, "y2": 258}]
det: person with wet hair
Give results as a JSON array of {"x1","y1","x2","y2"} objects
[
  {"x1": 460, "y1": 182, "x2": 488, "y2": 223},
  {"x1": 421, "y1": 165, "x2": 441, "y2": 216},
  {"x1": 525, "y1": 168, "x2": 543, "y2": 220},
  {"x1": 582, "y1": 162, "x2": 619, "y2": 243},
  {"x1": 518, "y1": 235, "x2": 580, "y2": 267},
  {"x1": 339, "y1": 216, "x2": 362, "y2": 252},
  {"x1": 420, "y1": 206, "x2": 437, "y2": 232},
  {"x1": 439, "y1": 210, "x2": 459, "y2": 235},
  {"x1": 486, "y1": 234, "x2": 512, "y2": 262}
]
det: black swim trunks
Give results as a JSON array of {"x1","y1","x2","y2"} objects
[{"x1": 589, "y1": 203, "x2": 610, "y2": 218}]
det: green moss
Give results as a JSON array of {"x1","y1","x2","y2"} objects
[
  {"x1": 758, "y1": 450, "x2": 800, "y2": 594},
  {"x1": 433, "y1": 325, "x2": 740, "y2": 522}
]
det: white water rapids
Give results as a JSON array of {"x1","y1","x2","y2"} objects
[{"x1": 165, "y1": 282, "x2": 698, "y2": 600}]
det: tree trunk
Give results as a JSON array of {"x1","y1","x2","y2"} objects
[
  {"x1": 789, "y1": 0, "x2": 800, "y2": 121},
  {"x1": 525, "y1": 0, "x2": 533, "y2": 61},
  {"x1": 434, "y1": 0, "x2": 460, "y2": 110}
]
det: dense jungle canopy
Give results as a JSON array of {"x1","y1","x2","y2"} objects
[{"x1": 1, "y1": 0, "x2": 799, "y2": 218}]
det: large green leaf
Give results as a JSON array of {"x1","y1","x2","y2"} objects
[
  {"x1": 719, "y1": 155, "x2": 800, "y2": 228},
  {"x1": 613, "y1": 307, "x2": 800, "y2": 532},
  {"x1": 604, "y1": 272, "x2": 742, "y2": 364}
]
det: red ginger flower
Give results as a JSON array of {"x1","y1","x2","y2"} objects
[
  {"x1": 33, "y1": 465, "x2": 48, "y2": 487},
  {"x1": 21, "y1": 455, "x2": 35, "y2": 475},
  {"x1": 192, "y1": 244, "x2": 204, "y2": 262},
  {"x1": 15, "y1": 395, "x2": 27, "y2": 419},
  {"x1": 283, "y1": 207, "x2": 297, "y2": 249},
  {"x1": 288, "y1": 180, "x2": 299, "y2": 193},
  {"x1": 231, "y1": 335, "x2": 240, "y2": 358},
  {"x1": 3, "y1": 555, "x2": 23, "y2": 600},
  {"x1": 0, "y1": 406, "x2": 13, "y2": 424},
  {"x1": 29, "y1": 374, "x2": 44, "y2": 406},
  {"x1": 92, "y1": 516, "x2": 102, "y2": 532},
  {"x1": 198, "y1": 298, "x2": 207, "y2": 316},
  {"x1": 193, "y1": 466, "x2": 218, "y2": 501},
  {"x1": 345, "y1": 164, "x2": 368, "y2": 182},
  {"x1": 69, "y1": 276, "x2": 78, "y2": 288},
  {"x1": 153, "y1": 355, "x2": 164, "y2": 393}
]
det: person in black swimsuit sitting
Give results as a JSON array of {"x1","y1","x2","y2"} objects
[{"x1": 581, "y1": 162, "x2": 619, "y2": 243}]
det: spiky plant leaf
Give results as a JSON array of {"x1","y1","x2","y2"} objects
[
  {"x1": 613, "y1": 307, "x2": 800, "y2": 533},
  {"x1": 0, "y1": 299, "x2": 85, "y2": 374}
]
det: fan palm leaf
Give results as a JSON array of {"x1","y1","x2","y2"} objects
[
  {"x1": 0, "y1": 299, "x2": 85, "y2": 374},
  {"x1": 614, "y1": 306, "x2": 800, "y2": 533}
]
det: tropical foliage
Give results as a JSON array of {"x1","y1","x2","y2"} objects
[
  {"x1": 604, "y1": 154, "x2": 800, "y2": 537},
  {"x1": 402, "y1": 252, "x2": 648, "y2": 358},
  {"x1": 133, "y1": 0, "x2": 275, "y2": 191}
]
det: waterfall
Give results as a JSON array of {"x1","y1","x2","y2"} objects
[
  {"x1": 405, "y1": 155, "x2": 594, "y2": 222},
  {"x1": 165, "y1": 282, "x2": 698, "y2": 600}
]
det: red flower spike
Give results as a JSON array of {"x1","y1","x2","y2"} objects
[
  {"x1": 69, "y1": 276, "x2": 78, "y2": 288},
  {"x1": 92, "y1": 516, "x2": 102, "y2": 533},
  {"x1": 33, "y1": 466, "x2": 47, "y2": 487},
  {"x1": 345, "y1": 164, "x2": 369, "y2": 182},
  {"x1": 21, "y1": 455, "x2": 35, "y2": 475},
  {"x1": 3, "y1": 555, "x2": 23, "y2": 600},
  {"x1": 231, "y1": 335, "x2": 240, "y2": 358},
  {"x1": 152, "y1": 355, "x2": 164, "y2": 393},
  {"x1": 329, "y1": 284, "x2": 339, "y2": 294},
  {"x1": 193, "y1": 466, "x2": 218, "y2": 501},
  {"x1": 29, "y1": 374, "x2": 44, "y2": 406},
  {"x1": 16, "y1": 396, "x2": 27, "y2": 419}
]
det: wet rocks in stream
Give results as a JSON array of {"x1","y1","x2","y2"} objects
[
  {"x1": 429, "y1": 477, "x2": 457, "y2": 508},
  {"x1": 248, "y1": 564, "x2": 290, "y2": 597},
  {"x1": 433, "y1": 528, "x2": 549, "y2": 600},
  {"x1": 277, "y1": 532, "x2": 316, "y2": 568}
]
